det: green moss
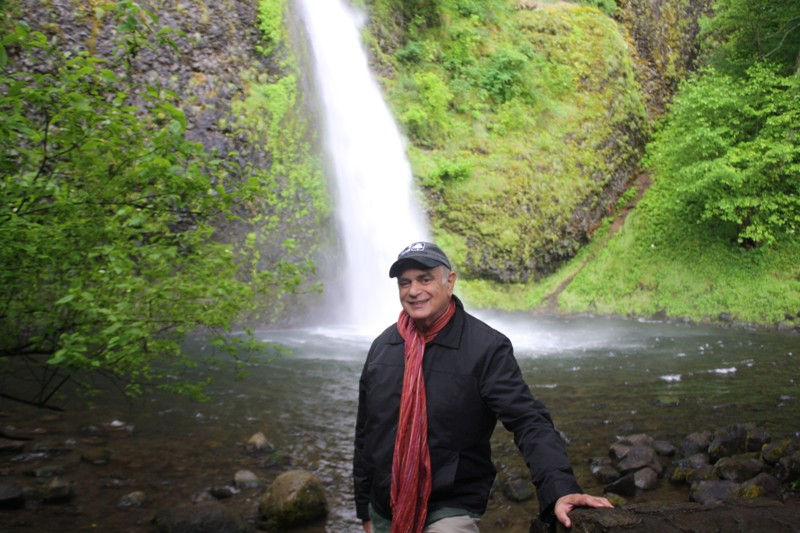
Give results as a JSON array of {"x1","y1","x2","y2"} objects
[{"x1": 372, "y1": 1, "x2": 647, "y2": 283}]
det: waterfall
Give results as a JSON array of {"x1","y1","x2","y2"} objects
[{"x1": 298, "y1": 0, "x2": 429, "y2": 334}]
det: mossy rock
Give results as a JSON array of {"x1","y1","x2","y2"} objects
[{"x1": 258, "y1": 470, "x2": 328, "y2": 530}]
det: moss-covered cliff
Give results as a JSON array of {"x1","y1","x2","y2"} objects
[{"x1": 364, "y1": 0, "x2": 650, "y2": 283}]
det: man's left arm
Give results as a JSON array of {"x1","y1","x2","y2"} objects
[{"x1": 480, "y1": 336, "x2": 602, "y2": 519}]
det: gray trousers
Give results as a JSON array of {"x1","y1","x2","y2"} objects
[{"x1": 370, "y1": 514, "x2": 480, "y2": 533}]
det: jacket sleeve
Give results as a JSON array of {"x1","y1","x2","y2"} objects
[
  {"x1": 353, "y1": 361, "x2": 371, "y2": 521},
  {"x1": 478, "y1": 334, "x2": 582, "y2": 517}
]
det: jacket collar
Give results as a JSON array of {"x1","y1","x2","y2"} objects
[{"x1": 387, "y1": 295, "x2": 464, "y2": 349}]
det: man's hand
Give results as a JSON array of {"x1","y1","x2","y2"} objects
[
  {"x1": 362, "y1": 520, "x2": 372, "y2": 533},
  {"x1": 554, "y1": 493, "x2": 614, "y2": 528}
]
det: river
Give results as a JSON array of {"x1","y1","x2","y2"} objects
[{"x1": 1, "y1": 313, "x2": 798, "y2": 532}]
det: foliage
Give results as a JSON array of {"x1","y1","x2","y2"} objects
[
  {"x1": 699, "y1": 0, "x2": 800, "y2": 76},
  {"x1": 372, "y1": 0, "x2": 648, "y2": 283},
  {"x1": 539, "y1": 0, "x2": 800, "y2": 323},
  {"x1": 0, "y1": 2, "x2": 307, "y2": 406},
  {"x1": 399, "y1": 71, "x2": 454, "y2": 145},
  {"x1": 361, "y1": 0, "x2": 800, "y2": 324},
  {"x1": 257, "y1": 0, "x2": 287, "y2": 57},
  {"x1": 646, "y1": 63, "x2": 800, "y2": 247}
]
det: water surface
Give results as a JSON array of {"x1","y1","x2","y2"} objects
[{"x1": 1, "y1": 314, "x2": 798, "y2": 532}]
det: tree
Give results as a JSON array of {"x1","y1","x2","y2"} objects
[
  {"x1": 700, "y1": 0, "x2": 800, "y2": 75},
  {"x1": 645, "y1": 63, "x2": 800, "y2": 247},
  {"x1": 0, "y1": 3, "x2": 300, "y2": 407}
]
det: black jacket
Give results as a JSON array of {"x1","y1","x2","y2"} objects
[{"x1": 353, "y1": 296, "x2": 582, "y2": 522}]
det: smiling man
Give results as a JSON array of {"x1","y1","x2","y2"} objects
[{"x1": 353, "y1": 242, "x2": 611, "y2": 533}]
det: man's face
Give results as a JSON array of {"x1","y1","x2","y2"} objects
[{"x1": 397, "y1": 265, "x2": 457, "y2": 330}]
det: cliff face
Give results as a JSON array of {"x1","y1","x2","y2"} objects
[
  {"x1": 11, "y1": 0, "x2": 266, "y2": 158},
  {"x1": 363, "y1": 0, "x2": 712, "y2": 284},
  {"x1": 7, "y1": 0, "x2": 328, "y2": 322},
  {"x1": 616, "y1": 0, "x2": 714, "y2": 118},
  {"x1": 8, "y1": 0, "x2": 713, "y2": 298}
]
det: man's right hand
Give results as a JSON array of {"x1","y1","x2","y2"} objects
[{"x1": 363, "y1": 520, "x2": 372, "y2": 533}]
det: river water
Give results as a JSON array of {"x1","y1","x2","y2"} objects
[{"x1": 1, "y1": 313, "x2": 798, "y2": 532}]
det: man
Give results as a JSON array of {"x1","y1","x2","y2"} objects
[{"x1": 353, "y1": 242, "x2": 612, "y2": 533}]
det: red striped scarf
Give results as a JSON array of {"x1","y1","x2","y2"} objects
[{"x1": 391, "y1": 299, "x2": 456, "y2": 533}]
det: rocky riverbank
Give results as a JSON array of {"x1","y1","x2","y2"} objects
[{"x1": 2, "y1": 407, "x2": 799, "y2": 533}]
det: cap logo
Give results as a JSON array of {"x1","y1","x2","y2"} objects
[{"x1": 401, "y1": 242, "x2": 426, "y2": 256}]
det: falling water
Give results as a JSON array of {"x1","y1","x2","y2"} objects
[{"x1": 298, "y1": 0, "x2": 429, "y2": 334}]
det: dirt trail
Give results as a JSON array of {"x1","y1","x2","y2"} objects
[{"x1": 543, "y1": 172, "x2": 652, "y2": 311}]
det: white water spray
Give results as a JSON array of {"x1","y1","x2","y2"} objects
[{"x1": 298, "y1": 0, "x2": 429, "y2": 334}]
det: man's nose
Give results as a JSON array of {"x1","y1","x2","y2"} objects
[{"x1": 408, "y1": 280, "x2": 423, "y2": 294}]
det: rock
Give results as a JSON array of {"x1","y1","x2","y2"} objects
[
  {"x1": 0, "y1": 481, "x2": 25, "y2": 510},
  {"x1": 617, "y1": 445, "x2": 658, "y2": 474},
  {"x1": 774, "y1": 451, "x2": 800, "y2": 483},
  {"x1": 690, "y1": 479, "x2": 738, "y2": 505},
  {"x1": 42, "y1": 476, "x2": 72, "y2": 504},
  {"x1": 762, "y1": 439, "x2": 794, "y2": 464},
  {"x1": 605, "y1": 473, "x2": 636, "y2": 497},
  {"x1": 258, "y1": 470, "x2": 328, "y2": 530},
  {"x1": 555, "y1": 499, "x2": 800, "y2": 533},
  {"x1": 81, "y1": 448, "x2": 112, "y2": 465},
  {"x1": 609, "y1": 442, "x2": 632, "y2": 461},
  {"x1": 209, "y1": 485, "x2": 238, "y2": 499},
  {"x1": 592, "y1": 464, "x2": 621, "y2": 484},
  {"x1": 503, "y1": 476, "x2": 534, "y2": 502},
  {"x1": 247, "y1": 431, "x2": 268, "y2": 448},
  {"x1": 668, "y1": 465, "x2": 694, "y2": 483},
  {"x1": 744, "y1": 425, "x2": 771, "y2": 452},
  {"x1": 681, "y1": 432, "x2": 712, "y2": 457},
  {"x1": 713, "y1": 454, "x2": 764, "y2": 482},
  {"x1": 633, "y1": 467, "x2": 659, "y2": 491},
  {"x1": 152, "y1": 501, "x2": 251, "y2": 533},
  {"x1": 685, "y1": 464, "x2": 717, "y2": 483},
  {"x1": 653, "y1": 440, "x2": 676, "y2": 456},
  {"x1": 708, "y1": 424, "x2": 747, "y2": 460},
  {"x1": 118, "y1": 490, "x2": 146, "y2": 508},
  {"x1": 674, "y1": 452, "x2": 710, "y2": 469},
  {"x1": 621, "y1": 434, "x2": 654, "y2": 447},
  {"x1": 738, "y1": 473, "x2": 782, "y2": 500},
  {"x1": 233, "y1": 469, "x2": 261, "y2": 489}
]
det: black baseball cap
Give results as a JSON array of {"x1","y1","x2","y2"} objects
[{"x1": 389, "y1": 242, "x2": 452, "y2": 278}]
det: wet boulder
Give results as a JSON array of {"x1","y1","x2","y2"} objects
[
  {"x1": 708, "y1": 424, "x2": 748, "y2": 461},
  {"x1": 762, "y1": 438, "x2": 795, "y2": 465},
  {"x1": 258, "y1": 470, "x2": 328, "y2": 530},
  {"x1": 605, "y1": 472, "x2": 637, "y2": 497},
  {"x1": 617, "y1": 445, "x2": 660, "y2": 474},
  {"x1": 545, "y1": 499, "x2": 800, "y2": 533},
  {"x1": 633, "y1": 467, "x2": 659, "y2": 491},
  {"x1": 774, "y1": 450, "x2": 800, "y2": 484},
  {"x1": 681, "y1": 431, "x2": 712, "y2": 457},
  {"x1": 591, "y1": 461, "x2": 621, "y2": 484},
  {"x1": 690, "y1": 479, "x2": 739, "y2": 505},
  {"x1": 713, "y1": 454, "x2": 765, "y2": 483},
  {"x1": 738, "y1": 473, "x2": 782, "y2": 500},
  {"x1": 744, "y1": 425, "x2": 771, "y2": 452}
]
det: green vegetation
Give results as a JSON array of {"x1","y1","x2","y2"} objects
[
  {"x1": 535, "y1": 0, "x2": 800, "y2": 324},
  {"x1": 368, "y1": 0, "x2": 648, "y2": 284},
  {"x1": 363, "y1": 0, "x2": 798, "y2": 325},
  {"x1": 0, "y1": 0, "x2": 325, "y2": 407}
]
